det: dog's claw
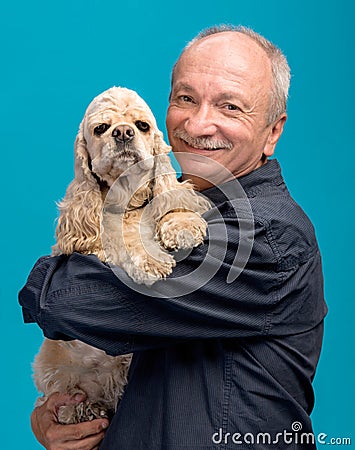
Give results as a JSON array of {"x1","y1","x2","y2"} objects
[{"x1": 58, "y1": 401, "x2": 112, "y2": 424}]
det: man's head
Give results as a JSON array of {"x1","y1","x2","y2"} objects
[{"x1": 166, "y1": 25, "x2": 290, "y2": 190}]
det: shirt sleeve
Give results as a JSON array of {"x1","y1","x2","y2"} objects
[{"x1": 18, "y1": 210, "x2": 322, "y2": 356}]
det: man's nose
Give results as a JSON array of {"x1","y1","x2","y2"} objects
[
  {"x1": 112, "y1": 125, "x2": 135, "y2": 143},
  {"x1": 184, "y1": 105, "x2": 217, "y2": 137}
]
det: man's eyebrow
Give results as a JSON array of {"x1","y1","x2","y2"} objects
[
  {"x1": 172, "y1": 82, "x2": 195, "y2": 93},
  {"x1": 217, "y1": 92, "x2": 245, "y2": 102},
  {"x1": 218, "y1": 92, "x2": 238, "y2": 100},
  {"x1": 216, "y1": 92, "x2": 250, "y2": 109},
  {"x1": 171, "y1": 85, "x2": 251, "y2": 109}
]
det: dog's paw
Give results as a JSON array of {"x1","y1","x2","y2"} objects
[
  {"x1": 125, "y1": 249, "x2": 176, "y2": 285},
  {"x1": 157, "y1": 211, "x2": 208, "y2": 251},
  {"x1": 58, "y1": 401, "x2": 112, "y2": 424}
]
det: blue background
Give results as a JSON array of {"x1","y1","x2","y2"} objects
[{"x1": 2, "y1": 0, "x2": 354, "y2": 448}]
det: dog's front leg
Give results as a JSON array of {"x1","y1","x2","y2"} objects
[
  {"x1": 102, "y1": 210, "x2": 176, "y2": 285},
  {"x1": 156, "y1": 210, "x2": 208, "y2": 251}
]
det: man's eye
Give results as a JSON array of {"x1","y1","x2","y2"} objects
[
  {"x1": 94, "y1": 124, "x2": 110, "y2": 136},
  {"x1": 225, "y1": 104, "x2": 239, "y2": 111},
  {"x1": 180, "y1": 95, "x2": 193, "y2": 103},
  {"x1": 135, "y1": 121, "x2": 150, "y2": 132}
]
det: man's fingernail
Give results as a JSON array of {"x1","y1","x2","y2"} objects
[
  {"x1": 102, "y1": 421, "x2": 108, "y2": 429},
  {"x1": 74, "y1": 394, "x2": 84, "y2": 401}
]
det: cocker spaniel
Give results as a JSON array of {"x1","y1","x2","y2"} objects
[{"x1": 33, "y1": 87, "x2": 211, "y2": 424}]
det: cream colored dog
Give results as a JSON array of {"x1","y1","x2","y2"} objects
[{"x1": 33, "y1": 87, "x2": 211, "y2": 423}]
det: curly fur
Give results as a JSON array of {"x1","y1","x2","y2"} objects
[{"x1": 33, "y1": 87, "x2": 211, "y2": 424}]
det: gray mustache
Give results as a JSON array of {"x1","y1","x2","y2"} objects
[{"x1": 173, "y1": 130, "x2": 233, "y2": 150}]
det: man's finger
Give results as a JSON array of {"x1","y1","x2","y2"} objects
[
  {"x1": 46, "y1": 423, "x2": 107, "y2": 450},
  {"x1": 46, "y1": 392, "x2": 87, "y2": 410},
  {"x1": 60, "y1": 419, "x2": 109, "y2": 442}
]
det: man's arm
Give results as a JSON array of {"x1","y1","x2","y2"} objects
[
  {"x1": 18, "y1": 210, "x2": 323, "y2": 356},
  {"x1": 19, "y1": 250, "x2": 270, "y2": 355}
]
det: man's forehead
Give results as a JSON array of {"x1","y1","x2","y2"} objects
[
  {"x1": 173, "y1": 31, "x2": 272, "y2": 89},
  {"x1": 179, "y1": 31, "x2": 269, "y2": 69}
]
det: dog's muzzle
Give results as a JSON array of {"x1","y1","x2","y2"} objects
[{"x1": 112, "y1": 125, "x2": 135, "y2": 144}]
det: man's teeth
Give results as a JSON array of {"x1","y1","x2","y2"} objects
[{"x1": 184, "y1": 142, "x2": 216, "y2": 150}]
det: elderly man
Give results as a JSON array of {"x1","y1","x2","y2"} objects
[{"x1": 19, "y1": 25, "x2": 327, "y2": 449}]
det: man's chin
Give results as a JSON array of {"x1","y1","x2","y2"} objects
[{"x1": 173, "y1": 151, "x2": 234, "y2": 189}]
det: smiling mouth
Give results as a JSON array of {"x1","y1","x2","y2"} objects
[
  {"x1": 180, "y1": 140, "x2": 225, "y2": 152},
  {"x1": 173, "y1": 130, "x2": 233, "y2": 152}
]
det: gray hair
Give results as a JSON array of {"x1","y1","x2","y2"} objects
[{"x1": 171, "y1": 24, "x2": 291, "y2": 124}]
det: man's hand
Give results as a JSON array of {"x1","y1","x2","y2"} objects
[{"x1": 31, "y1": 393, "x2": 109, "y2": 450}]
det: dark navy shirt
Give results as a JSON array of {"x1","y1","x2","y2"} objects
[{"x1": 19, "y1": 159, "x2": 327, "y2": 449}]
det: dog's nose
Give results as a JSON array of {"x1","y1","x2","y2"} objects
[{"x1": 112, "y1": 125, "x2": 135, "y2": 143}]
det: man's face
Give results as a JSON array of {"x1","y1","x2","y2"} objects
[{"x1": 166, "y1": 31, "x2": 286, "y2": 190}]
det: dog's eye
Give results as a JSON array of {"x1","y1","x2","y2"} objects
[
  {"x1": 135, "y1": 121, "x2": 150, "y2": 132},
  {"x1": 94, "y1": 124, "x2": 110, "y2": 136}
]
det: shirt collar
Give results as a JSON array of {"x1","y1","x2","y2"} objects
[{"x1": 202, "y1": 159, "x2": 284, "y2": 200}]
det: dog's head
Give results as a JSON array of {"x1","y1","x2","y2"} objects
[
  {"x1": 76, "y1": 87, "x2": 170, "y2": 186},
  {"x1": 55, "y1": 87, "x2": 210, "y2": 257}
]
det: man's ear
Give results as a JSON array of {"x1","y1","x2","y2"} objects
[{"x1": 263, "y1": 114, "x2": 287, "y2": 157}]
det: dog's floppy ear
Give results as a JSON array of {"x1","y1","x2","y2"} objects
[
  {"x1": 150, "y1": 131, "x2": 210, "y2": 221},
  {"x1": 152, "y1": 130, "x2": 179, "y2": 198},
  {"x1": 74, "y1": 122, "x2": 97, "y2": 184},
  {"x1": 53, "y1": 122, "x2": 104, "y2": 257},
  {"x1": 152, "y1": 129, "x2": 172, "y2": 157}
]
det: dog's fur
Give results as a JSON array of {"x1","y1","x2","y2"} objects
[{"x1": 33, "y1": 87, "x2": 211, "y2": 423}]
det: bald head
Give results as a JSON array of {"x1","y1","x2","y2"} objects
[{"x1": 171, "y1": 26, "x2": 290, "y2": 124}]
